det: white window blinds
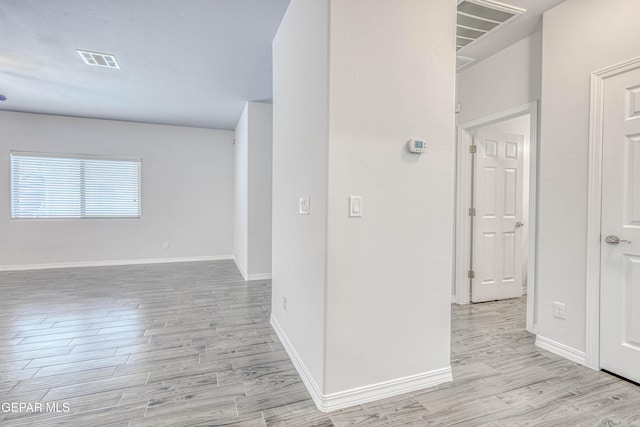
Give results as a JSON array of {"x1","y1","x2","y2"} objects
[{"x1": 10, "y1": 152, "x2": 141, "y2": 219}]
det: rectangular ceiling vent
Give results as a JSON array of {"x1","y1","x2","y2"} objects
[
  {"x1": 77, "y1": 50, "x2": 120, "y2": 69},
  {"x1": 456, "y1": 0, "x2": 525, "y2": 52}
]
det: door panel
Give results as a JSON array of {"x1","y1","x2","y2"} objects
[
  {"x1": 622, "y1": 255, "x2": 640, "y2": 347},
  {"x1": 503, "y1": 232, "x2": 516, "y2": 280},
  {"x1": 479, "y1": 232, "x2": 496, "y2": 284},
  {"x1": 504, "y1": 168, "x2": 517, "y2": 216},
  {"x1": 600, "y1": 66, "x2": 640, "y2": 384},
  {"x1": 625, "y1": 136, "x2": 640, "y2": 226},
  {"x1": 484, "y1": 167, "x2": 497, "y2": 216},
  {"x1": 472, "y1": 130, "x2": 524, "y2": 303}
]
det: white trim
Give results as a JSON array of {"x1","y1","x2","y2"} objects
[
  {"x1": 454, "y1": 102, "x2": 539, "y2": 333},
  {"x1": 233, "y1": 257, "x2": 272, "y2": 281},
  {"x1": 318, "y1": 367, "x2": 452, "y2": 412},
  {"x1": 271, "y1": 314, "x2": 452, "y2": 412},
  {"x1": 586, "y1": 56, "x2": 640, "y2": 370},
  {"x1": 456, "y1": 55, "x2": 476, "y2": 72},
  {"x1": 247, "y1": 273, "x2": 272, "y2": 281},
  {"x1": 535, "y1": 335, "x2": 586, "y2": 366},
  {"x1": 270, "y1": 314, "x2": 325, "y2": 410},
  {"x1": 454, "y1": 124, "x2": 473, "y2": 306},
  {"x1": 0, "y1": 255, "x2": 234, "y2": 272},
  {"x1": 233, "y1": 256, "x2": 249, "y2": 280}
]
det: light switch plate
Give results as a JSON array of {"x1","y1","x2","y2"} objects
[
  {"x1": 299, "y1": 197, "x2": 310, "y2": 215},
  {"x1": 349, "y1": 196, "x2": 362, "y2": 217}
]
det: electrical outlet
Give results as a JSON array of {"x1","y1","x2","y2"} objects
[
  {"x1": 553, "y1": 302, "x2": 566, "y2": 319},
  {"x1": 163, "y1": 241, "x2": 169, "y2": 249},
  {"x1": 283, "y1": 296, "x2": 287, "y2": 311}
]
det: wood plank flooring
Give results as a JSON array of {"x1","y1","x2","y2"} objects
[{"x1": 0, "y1": 260, "x2": 639, "y2": 426}]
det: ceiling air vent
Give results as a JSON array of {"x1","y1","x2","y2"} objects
[
  {"x1": 456, "y1": 0, "x2": 525, "y2": 52},
  {"x1": 77, "y1": 50, "x2": 120, "y2": 69}
]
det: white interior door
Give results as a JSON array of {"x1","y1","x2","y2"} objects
[
  {"x1": 600, "y1": 66, "x2": 640, "y2": 383},
  {"x1": 472, "y1": 130, "x2": 525, "y2": 303}
]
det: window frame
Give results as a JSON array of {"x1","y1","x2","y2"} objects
[{"x1": 10, "y1": 151, "x2": 143, "y2": 220}]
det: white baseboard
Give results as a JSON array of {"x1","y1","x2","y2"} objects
[
  {"x1": 535, "y1": 335, "x2": 586, "y2": 366},
  {"x1": 270, "y1": 314, "x2": 325, "y2": 409},
  {"x1": 233, "y1": 257, "x2": 271, "y2": 281},
  {"x1": 233, "y1": 257, "x2": 249, "y2": 280},
  {"x1": 270, "y1": 314, "x2": 452, "y2": 412},
  {"x1": 247, "y1": 273, "x2": 272, "y2": 281},
  {"x1": 319, "y1": 366, "x2": 453, "y2": 412},
  {"x1": 0, "y1": 255, "x2": 234, "y2": 272}
]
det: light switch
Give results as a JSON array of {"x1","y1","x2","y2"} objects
[
  {"x1": 349, "y1": 196, "x2": 362, "y2": 217},
  {"x1": 299, "y1": 197, "x2": 310, "y2": 215}
]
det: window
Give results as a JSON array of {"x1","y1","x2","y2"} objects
[{"x1": 10, "y1": 152, "x2": 141, "y2": 219}]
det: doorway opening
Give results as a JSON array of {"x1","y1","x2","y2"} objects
[{"x1": 454, "y1": 102, "x2": 538, "y2": 333}]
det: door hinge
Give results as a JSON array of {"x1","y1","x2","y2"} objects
[
  {"x1": 468, "y1": 270, "x2": 475, "y2": 279},
  {"x1": 469, "y1": 145, "x2": 477, "y2": 154},
  {"x1": 469, "y1": 208, "x2": 476, "y2": 216}
]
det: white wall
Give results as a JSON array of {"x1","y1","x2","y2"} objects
[
  {"x1": 537, "y1": 0, "x2": 640, "y2": 353},
  {"x1": 324, "y1": 0, "x2": 456, "y2": 395},
  {"x1": 457, "y1": 31, "x2": 541, "y2": 124},
  {"x1": 273, "y1": 0, "x2": 455, "y2": 409},
  {"x1": 247, "y1": 102, "x2": 273, "y2": 278},
  {"x1": 233, "y1": 104, "x2": 250, "y2": 276},
  {"x1": 271, "y1": 0, "x2": 329, "y2": 394},
  {"x1": 234, "y1": 101, "x2": 273, "y2": 280},
  {"x1": 0, "y1": 111, "x2": 234, "y2": 269}
]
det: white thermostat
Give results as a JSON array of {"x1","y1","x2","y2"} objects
[{"x1": 408, "y1": 138, "x2": 426, "y2": 153}]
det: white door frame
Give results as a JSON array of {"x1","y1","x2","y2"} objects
[
  {"x1": 585, "y1": 56, "x2": 640, "y2": 370},
  {"x1": 454, "y1": 101, "x2": 538, "y2": 333}
]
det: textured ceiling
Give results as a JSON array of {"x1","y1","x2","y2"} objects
[
  {"x1": 0, "y1": 1, "x2": 564, "y2": 130},
  {"x1": 0, "y1": 0, "x2": 291, "y2": 130}
]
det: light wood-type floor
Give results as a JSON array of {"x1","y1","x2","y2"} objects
[{"x1": 1, "y1": 260, "x2": 639, "y2": 426}]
